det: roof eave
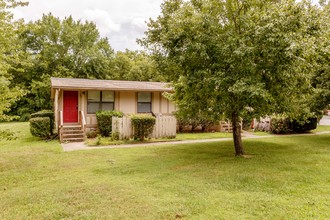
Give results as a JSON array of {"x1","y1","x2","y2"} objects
[{"x1": 51, "y1": 86, "x2": 173, "y2": 92}]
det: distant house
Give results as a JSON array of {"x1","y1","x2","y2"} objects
[{"x1": 50, "y1": 77, "x2": 176, "y2": 141}]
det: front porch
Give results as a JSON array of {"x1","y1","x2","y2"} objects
[{"x1": 53, "y1": 88, "x2": 87, "y2": 142}]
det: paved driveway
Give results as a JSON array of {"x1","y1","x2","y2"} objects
[{"x1": 319, "y1": 115, "x2": 330, "y2": 125}]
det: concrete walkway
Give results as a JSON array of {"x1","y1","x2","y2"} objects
[{"x1": 61, "y1": 131, "x2": 330, "y2": 152}]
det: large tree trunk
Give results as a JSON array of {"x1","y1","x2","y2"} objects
[{"x1": 232, "y1": 111, "x2": 244, "y2": 156}]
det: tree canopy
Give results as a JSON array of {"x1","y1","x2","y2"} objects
[
  {"x1": 141, "y1": 0, "x2": 324, "y2": 155},
  {"x1": 311, "y1": 1, "x2": 330, "y2": 112},
  {"x1": 8, "y1": 13, "x2": 115, "y2": 115},
  {"x1": 5, "y1": 13, "x2": 163, "y2": 119},
  {"x1": 111, "y1": 49, "x2": 164, "y2": 82},
  {"x1": 0, "y1": 0, "x2": 27, "y2": 121}
]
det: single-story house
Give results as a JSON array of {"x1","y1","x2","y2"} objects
[{"x1": 50, "y1": 77, "x2": 176, "y2": 141}]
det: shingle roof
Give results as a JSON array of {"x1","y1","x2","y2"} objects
[{"x1": 51, "y1": 77, "x2": 172, "y2": 92}]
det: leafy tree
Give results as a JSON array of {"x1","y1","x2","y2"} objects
[
  {"x1": 141, "y1": 0, "x2": 322, "y2": 156},
  {"x1": 9, "y1": 13, "x2": 115, "y2": 115},
  {"x1": 174, "y1": 105, "x2": 221, "y2": 132},
  {"x1": 0, "y1": 0, "x2": 27, "y2": 121},
  {"x1": 310, "y1": 1, "x2": 330, "y2": 113},
  {"x1": 111, "y1": 49, "x2": 164, "y2": 81}
]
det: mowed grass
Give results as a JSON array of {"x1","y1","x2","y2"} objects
[
  {"x1": 176, "y1": 132, "x2": 232, "y2": 140},
  {"x1": 312, "y1": 125, "x2": 330, "y2": 132},
  {"x1": 1, "y1": 122, "x2": 330, "y2": 219}
]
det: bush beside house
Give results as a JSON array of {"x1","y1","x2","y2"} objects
[
  {"x1": 30, "y1": 117, "x2": 51, "y2": 138},
  {"x1": 30, "y1": 110, "x2": 54, "y2": 134},
  {"x1": 131, "y1": 114, "x2": 156, "y2": 141},
  {"x1": 29, "y1": 110, "x2": 54, "y2": 139},
  {"x1": 96, "y1": 110, "x2": 124, "y2": 137}
]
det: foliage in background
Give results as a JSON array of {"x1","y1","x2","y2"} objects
[
  {"x1": 111, "y1": 50, "x2": 164, "y2": 82},
  {"x1": 29, "y1": 117, "x2": 50, "y2": 138},
  {"x1": 5, "y1": 14, "x2": 163, "y2": 120},
  {"x1": 310, "y1": 1, "x2": 330, "y2": 112},
  {"x1": 131, "y1": 114, "x2": 156, "y2": 141},
  {"x1": 141, "y1": 0, "x2": 324, "y2": 155},
  {"x1": 175, "y1": 109, "x2": 220, "y2": 132},
  {"x1": 270, "y1": 113, "x2": 318, "y2": 134},
  {"x1": 0, "y1": 3, "x2": 163, "y2": 121},
  {"x1": 96, "y1": 110, "x2": 124, "y2": 137},
  {"x1": 8, "y1": 13, "x2": 115, "y2": 117},
  {"x1": 0, "y1": 0, "x2": 27, "y2": 121}
]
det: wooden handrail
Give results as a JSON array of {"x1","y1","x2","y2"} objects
[
  {"x1": 59, "y1": 111, "x2": 63, "y2": 142},
  {"x1": 60, "y1": 111, "x2": 63, "y2": 127},
  {"x1": 80, "y1": 111, "x2": 86, "y2": 130}
]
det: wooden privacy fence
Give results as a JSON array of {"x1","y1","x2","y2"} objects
[{"x1": 112, "y1": 115, "x2": 177, "y2": 140}]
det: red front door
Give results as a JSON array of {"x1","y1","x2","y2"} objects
[{"x1": 63, "y1": 91, "x2": 78, "y2": 123}]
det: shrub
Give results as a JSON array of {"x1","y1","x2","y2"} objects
[
  {"x1": 86, "y1": 130, "x2": 98, "y2": 139},
  {"x1": 290, "y1": 117, "x2": 317, "y2": 133},
  {"x1": 30, "y1": 110, "x2": 54, "y2": 134},
  {"x1": 96, "y1": 110, "x2": 124, "y2": 137},
  {"x1": 30, "y1": 117, "x2": 50, "y2": 138},
  {"x1": 95, "y1": 135, "x2": 102, "y2": 146},
  {"x1": 131, "y1": 114, "x2": 156, "y2": 141},
  {"x1": 111, "y1": 131, "x2": 120, "y2": 141},
  {"x1": 0, "y1": 129, "x2": 17, "y2": 140},
  {"x1": 17, "y1": 107, "x2": 32, "y2": 122},
  {"x1": 271, "y1": 113, "x2": 318, "y2": 134},
  {"x1": 19, "y1": 113, "x2": 31, "y2": 122},
  {"x1": 270, "y1": 114, "x2": 291, "y2": 134}
]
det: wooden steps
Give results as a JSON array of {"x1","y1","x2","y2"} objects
[
  {"x1": 220, "y1": 121, "x2": 233, "y2": 132},
  {"x1": 60, "y1": 124, "x2": 84, "y2": 142}
]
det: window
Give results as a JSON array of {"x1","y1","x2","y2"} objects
[
  {"x1": 87, "y1": 91, "x2": 114, "y2": 114},
  {"x1": 137, "y1": 92, "x2": 152, "y2": 113}
]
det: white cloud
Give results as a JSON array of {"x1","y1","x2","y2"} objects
[
  {"x1": 12, "y1": 0, "x2": 163, "y2": 51},
  {"x1": 83, "y1": 8, "x2": 121, "y2": 33},
  {"x1": 131, "y1": 17, "x2": 147, "y2": 31}
]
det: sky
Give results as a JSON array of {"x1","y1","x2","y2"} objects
[{"x1": 12, "y1": 0, "x2": 164, "y2": 52}]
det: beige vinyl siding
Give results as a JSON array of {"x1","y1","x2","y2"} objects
[
  {"x1": 169, "y1": 100, "x2": 176, "y2": 113},
  {"x1": 160, "y1": 96, "x2": 168, "y2": 114},
  {"x1": 152, "y1": 92, "x2": 161, "y2": 113},
  {"x1": 119, "y1": 91, "x2": 136, "y2": 114}
]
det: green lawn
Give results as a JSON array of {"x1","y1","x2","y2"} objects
[
  {"x1": 86, "y1": 125, "x2": 330, "y2": 146},
  {"x1": 1, "y1": 122, "x2": 330, "y2": 219},
  {"x1": 312, "y1": 125, "x2": 330, "y2": 132},
  {"x1": 86, "y1": 131, "x2": 233, "y2": 146},
  {"x1": 175, "y1": 132, "x2": 232, "y2": 140}
]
